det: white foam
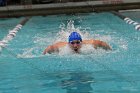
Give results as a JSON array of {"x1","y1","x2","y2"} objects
[
  {"x1": 55, "y1": 21, "x2": 92, "y2": 43},
  {"x1": 80, "y1": 44, "x2": 95, "y2": 54},
  {"x1": 17, "y1": 48, "x2": 33, "y2": 58},
  {"x1": 58, "y1": 45, "x2": 74, "y2": 55}
]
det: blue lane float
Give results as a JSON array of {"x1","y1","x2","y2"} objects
[
  {"x1": 111, "y1": 11, "x2": 140, "y2": 31},
  {"x1": 0, "y1": 17, "x2": 30, "y2": 52}
]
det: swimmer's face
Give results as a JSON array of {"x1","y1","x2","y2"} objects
[{"x1": 69, "y1": 40, "x2": 82, "y2": 52}]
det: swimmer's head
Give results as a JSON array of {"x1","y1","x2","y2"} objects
[
  {"x1": 68, "y1": 32, "x2": 82, "y2": 53},
  {"x1": 68, "y1": 32, "x2": 82, "y2": 43}
]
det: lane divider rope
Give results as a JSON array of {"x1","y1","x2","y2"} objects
[
  {"x1": 124, "y1": 17, "x2": 140, "y2": 30},
  {"x1": 0, "y1": 17, "x2": 48, "y2": 74},
  {"x1": 111, "y1": 11, "x2": 140, "y2": 31},
  {"x1": 0, "y1": 17, "x2": 31, "y2": 52}
]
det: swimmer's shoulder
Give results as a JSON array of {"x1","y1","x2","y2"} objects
[
  {"x1": 82, "y1": 39, "x2": 101, "y2": 44},
  {"x1": 82, "y1": 39, "x2": 94, "y2": 44},
  {"x1": 54, "y1": 41, "x2": 68, "y2": 48}
]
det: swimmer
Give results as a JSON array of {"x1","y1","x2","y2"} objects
[{"x1": 43, "y1": 32, "x2": 112, "y2": 54}]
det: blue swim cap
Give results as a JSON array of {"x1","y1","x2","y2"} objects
[{"x1": 68, "y1": 32, "x2": 82, "y2": 42}]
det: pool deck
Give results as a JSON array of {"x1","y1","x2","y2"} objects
[{"x1": 0, "y1": 1, "x2": 140, "y2": 18}]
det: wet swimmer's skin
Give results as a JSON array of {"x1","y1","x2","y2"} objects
[{"x1": 43, "y1": 32, "x2": 112, "y2": 54}]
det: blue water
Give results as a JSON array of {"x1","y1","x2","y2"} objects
[{"x1": 0, "y1": 12, "x2": 140, "y2": 93}]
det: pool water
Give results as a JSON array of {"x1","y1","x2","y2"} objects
[{"x1": 0, "y1": 12, "x2": 140, "y2": 93}]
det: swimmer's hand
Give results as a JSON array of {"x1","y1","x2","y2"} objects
[
  {"x1": 43, "y1": 45, "x2": 54, "y2": 54},
  {"x1": 93, "y1": 40, "x2": 112, "y2": 50}
]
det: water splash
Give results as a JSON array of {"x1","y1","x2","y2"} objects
[
  {"x1": 17, "y1": 47, "x2": 44, "y2": 58},
  {"x1": 54, "y1": 20, "x2": 112, "y2": 56},
  {"x1": 17, "y1": 20, "x2": 127, "y2": 58},
  {"x1": 55, "y1": 20, "x2": 91, "y2": 42}
]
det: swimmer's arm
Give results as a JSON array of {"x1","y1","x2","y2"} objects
[
  {"x1": 93, "y1": 40, "x2": 112, "y2": 50},
  {"x1": 43, "y1": 42, "x2": 67, "y2": 54},
  {"x1": 43, "y1": 45, "x2": 57, "y2": 54}
]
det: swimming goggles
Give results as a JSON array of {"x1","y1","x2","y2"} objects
[{"x1": 70, "y1": 41, "x2": 81, "y2": 44}]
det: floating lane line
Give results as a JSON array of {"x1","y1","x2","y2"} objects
[
  {"x1": 111, "y1": 11, "x2": 140, "y2": 31},
  {"x1": 0, "y1": 17, "x2": 31, "y2": 52}
]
